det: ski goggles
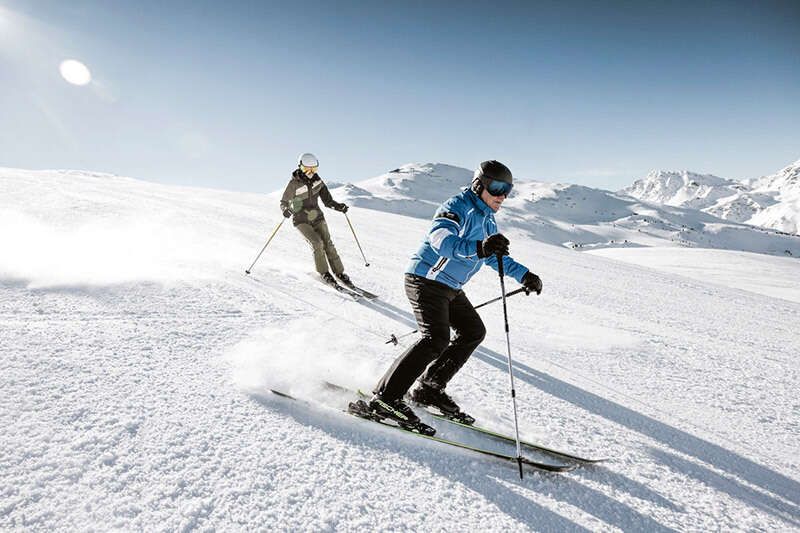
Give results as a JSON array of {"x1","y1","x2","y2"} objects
[
  {"x1": 300, "y1": 164, "x2": 319, "y2": 174},
  {"x1": 484, "y1": 179, "x2": 513, "y2": 197}
]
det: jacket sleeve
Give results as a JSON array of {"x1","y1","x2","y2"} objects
[
  {"x1": 427, "y1": 199, "x2": 480, "y2": 260},
  {"x1": 485, "y1": 254, "x2": 529, "y2": 283},
  {"x1": 318, "y1": 181, "x2": 341, "y2": 209},
  {"x1": 280, "y1": 180, "x2": 294, "y2": 212}
]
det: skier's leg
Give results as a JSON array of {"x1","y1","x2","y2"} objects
[
  {"x1": 295, "y1": 223, "x2": 329, "y2": 274},
  {"x1": 374, "y1": 275, "x2": 454, "y2": 401},
  {"x1": 315, "y1": 220, "x2": 345, "y2": 276},
  {"x1": 419, "y1": 290, "x2": 485, "y2": 389}
]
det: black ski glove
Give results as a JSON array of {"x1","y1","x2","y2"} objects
[
  {"x1": 477, "y1": 233, "x2": 509, "y2": 258},
  {"x1": 522, "y1": 271, "x2": 542, "y2": 295},
  {"x1": 334, "y1": 203, "x2": 348, "y2": 213},
  {"x1": 282, "y1": 208, "x2": 293, "y2": 218}
]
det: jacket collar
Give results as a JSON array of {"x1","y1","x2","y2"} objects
[
  {"x1": 293, "y1": 169, "x2": 319, "y2": 183},
  {"x1": 464, "y1": 188, "x2": 493, "y2": 216}
]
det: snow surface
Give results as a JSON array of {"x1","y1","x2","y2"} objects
[
  {"x1": 586, "y1": 247, "x2": 800, "y2": 304},
  {"x1": 2, "y1": 167, "x2": 800, "y2": 531},
  {"x1": 621, "y1": 159, "x2": 800, "y2": 235}
]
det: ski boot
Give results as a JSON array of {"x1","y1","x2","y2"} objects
[
  {"x1": 320, "y1": 272, "x2": 337, "y2": 286},
  {"x1": 348, "y1": 394, "x2": 436, "y2": 436},
  {"x1": 335, "y1": 272, "x2": 356, "y2": 289},
  {"x1": 410, "y1": 383, "x2": 475, "y2": 425}
]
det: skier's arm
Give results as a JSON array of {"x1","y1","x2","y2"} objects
[
  {"x1": 427, "y1": 210, "x2": 481, "y2": 260},
  {"x1": 319, "y1": 182, "x2": 348, "y2": 212},
  {"x1": 319, "y1": 182, "x2": 336, "y2": 208},
  {"x1": 279, "y1": 181, "x2": 294, "y2": 213},
  {"x1": 485, "y1": 253, "x2": 529, "y2": 283}
]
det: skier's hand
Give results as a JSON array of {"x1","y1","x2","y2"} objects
[
  {"x1": 282, "y1": 208, "x2": 293, "y2": 218},
  {"x1": 477, "y1": 233, "x2": 509, "y2": 258},
  {"x1": 522, "y1": 271, "x2": 542, "y2": 295},
  {"x1": 334, "y1": 203, "x2": 348, "y2": 213}
]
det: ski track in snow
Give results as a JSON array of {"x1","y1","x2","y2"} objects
[{"x1": 1, "y1": 169, "x2": 799, "y2": 531}]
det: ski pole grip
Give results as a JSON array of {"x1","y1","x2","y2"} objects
[{"x1": 496, "y1": 253, "x2": 505, "y2": 277}]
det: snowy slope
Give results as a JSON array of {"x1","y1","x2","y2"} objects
[
  {"x1": 586, "y1": 247, "x2": 800, "y2": 303},
  {"x1": 336, "y1": 163, "x2": 800, "y2": 258},
  {"x1": 2, "y1": 168, "x2": 800, "y2": 531},
  {"x1": 621, "y1": 159, "x2": 800, "y2": 235}
]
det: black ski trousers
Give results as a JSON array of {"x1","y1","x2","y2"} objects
[{"x1": 374, "y1": 274, "x2": 486, "y2": 401}]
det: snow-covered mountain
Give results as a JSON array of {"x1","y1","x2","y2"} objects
[
  {"x1": 620, "y1": 170, "x2": 746, "y2": 210},
  {"x1": 746, "y1": 159, "x2": 800, "y2": 234},
  {"x1": 334, "y1": 162, "x2": 473, "y2": 219},
  {"x1": 335, "y1": 163, "x2": 800, "y2": 258},
  {"x1": 2, "y1": 167, "x2": 800, "y2": 531},
  {"x1": 621, "y1": 159, "x2": 800, "y2": 235}
]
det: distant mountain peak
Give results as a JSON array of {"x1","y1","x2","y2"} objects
[
  {"x1": 621, "y1": 158, "x2": 800, "y2": 235},
  {"x1": 621, "y1": 170, "x2": 742, "y2": 211}
]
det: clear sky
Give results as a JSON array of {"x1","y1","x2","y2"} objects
[{"x1": 1, "y1": 0, "x2": 798, "y2": 193}]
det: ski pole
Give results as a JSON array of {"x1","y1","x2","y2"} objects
[
  {"x1": 496, "y1": 253, "x2": 525, "y2": 480},
  {"x1": 343, "y1": 211, "x2": 370, "y2": 267},
  {"x1": 244, "y1": 218, "x2": 285, "y2": 275},
  {"x1": 385, "y1": 287, "x2": 529, "y2": 345},
  {"x1": 472, "y1": 287, "x2": 528, "y2": 310}
]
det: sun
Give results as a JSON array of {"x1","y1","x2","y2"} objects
[{"x1": 59, "y1": 59, "x2": 92, "y2": 86}]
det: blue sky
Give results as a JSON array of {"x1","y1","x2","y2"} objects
[{"x1": 1, "y1": 0, "x2": 798, "y2": 192}]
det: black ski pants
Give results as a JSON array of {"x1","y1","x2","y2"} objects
[{"x1": 374, "y1": 274, "x2": 486, "y2": 401}]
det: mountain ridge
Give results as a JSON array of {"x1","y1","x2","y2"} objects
[
  {"x1": 620, "y1": 159, "x2": 800, "y2": 234},
  {"x1": 332, "y1": 163, "x2": 800, "y2": 258}
]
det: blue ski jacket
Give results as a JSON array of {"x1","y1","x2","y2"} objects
[{"x1": 406, "y1": 188, "x2": 530, "y2": 289}]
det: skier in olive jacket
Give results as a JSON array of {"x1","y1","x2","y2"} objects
[{"x1": 280, "y1": 153, "x2": 351, "y2": 286}]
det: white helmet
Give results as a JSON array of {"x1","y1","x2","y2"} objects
[{"x1": 298, "y1": 152, "x2": 319, "y2": 168}]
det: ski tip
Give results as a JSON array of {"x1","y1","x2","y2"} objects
[
  {"x1": 269, "y1": 389, "x2": 295, "y2": 400},
  {"x1": 521, "y1": 459, "x2": 578, "y2": 473}
]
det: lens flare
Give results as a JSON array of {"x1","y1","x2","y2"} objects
[{"x1": 59, "y1": 59, "x2": 92, "y2": 86}]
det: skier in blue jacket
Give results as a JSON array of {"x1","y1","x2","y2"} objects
[{"x1": 350, "y1": 160, "x2": 542, "y2": 434}]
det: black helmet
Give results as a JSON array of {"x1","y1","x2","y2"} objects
[{"x1": 471, "y1": 160, "x2": 513, "y2": 197}]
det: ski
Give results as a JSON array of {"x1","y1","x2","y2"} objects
[
  {"x1": 323, "y1": 381, "x2": 605, "y2": 464},
  {"x1": 269, "y1": 389, "x2": 575, "y2": 473},
  {"x1": 319, "y1": 277, "x2": 361, "y2": 300},
  {"x1": 338, "y1": 280, "x2": 378, "y2": 299},
  {"x1": 424, "y1": 412, "x2": 606, "y2": 464},
  {"x1": 345, "y1": 399, "x2": 574, "y2": 473}
]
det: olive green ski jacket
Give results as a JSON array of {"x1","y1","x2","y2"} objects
[{"x1": 280, "y1": 169, "x2": 344, "y2": 226}]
